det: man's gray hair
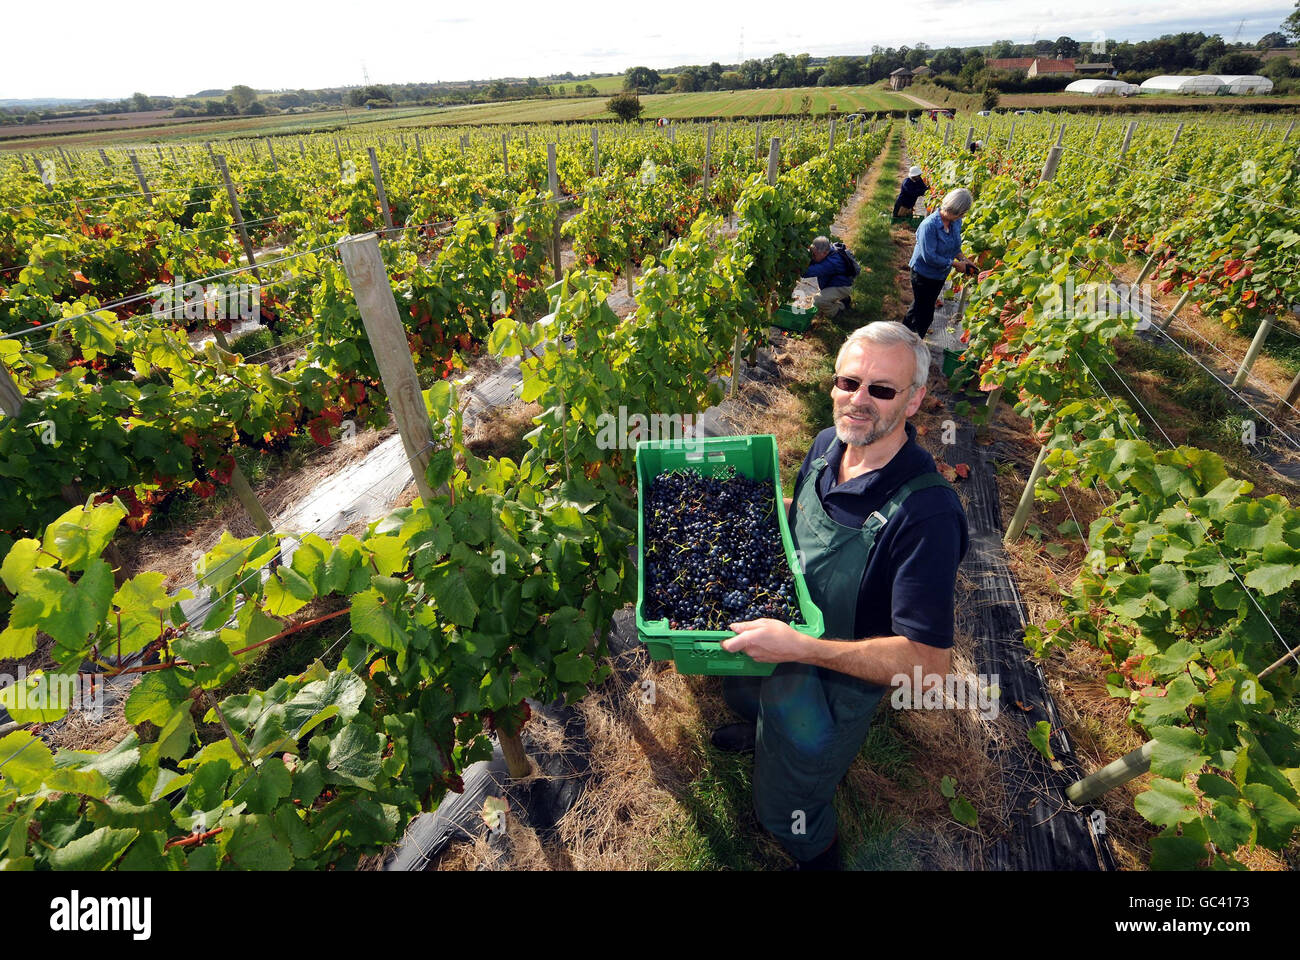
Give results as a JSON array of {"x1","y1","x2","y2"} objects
[
  {"x1": 941, "y1": 188, "x2": 973, "y2": 217},
  {"x1": 810, "y1": 236, "x2": 831, "y2": 254},
  {"x1": 835, "y1": 321, "x2": 930, "y2": 391}
]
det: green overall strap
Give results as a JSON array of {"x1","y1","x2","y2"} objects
[{"x1": 858, "y1": 472, "x2": 951, "y2": 550}]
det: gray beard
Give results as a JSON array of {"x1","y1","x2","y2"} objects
[{"x1": 835, "y1": 405, "x2": 905, "y2": 447}]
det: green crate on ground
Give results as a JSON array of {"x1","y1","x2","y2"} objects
[
  {"x1": 941, "y1": 347, "x2": 964, "y2": 377},
  {"x1": 942, "y1": 347, "x2": 978, "y2": 383},
  {"x1": 635, "y1": 434, "x2": 825, "y2": 676},
  {"x1": 772, "y1": 304, "x2": 814, "y2": 332}
]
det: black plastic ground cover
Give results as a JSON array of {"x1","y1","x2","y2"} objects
[{"x1": 928, "y1": 318, "x2": 1115, "y2": 871}]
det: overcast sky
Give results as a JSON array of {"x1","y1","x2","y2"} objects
[{"x1": 2, "y1": 0, "x2": 1293, "y2": 100}]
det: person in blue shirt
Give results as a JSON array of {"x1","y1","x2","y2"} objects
[
  {"x1": 711, "y1": 321, "x2": 969, "y2": 870},
  {"x1": 893, "y1": 166, "x2": 928, "y2": 218},
  {"x1": 905, "y1": 188, "x2": 978, "y2": 339},
  {"x1": 802, "y1": 236, "x2": 855, "y2": 317}
]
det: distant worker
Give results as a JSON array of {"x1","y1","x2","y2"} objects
[
  {"x1": 904, "y1": 188, "x2": 978, "y2": 340},
  {"x1": 802, "y1": 236, "x2": 857, "y2": 318},
  {"x1": 893, "y1": 165, "x2": 928, "y2": 218},
  {"x1": 968, "y1": 139, "x2": 983, "y2": 154}
]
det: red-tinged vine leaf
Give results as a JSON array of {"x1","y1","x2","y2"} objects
[
  {"x1": 307, "y1": 418, "x2": 332, "y2": 446},
  {"x1": 937, "y1": 463, "x2": 958, "y2": 482},
  {"x1": 1013, "y1": 700, "x2": 1036, "y2": 712},
  {"x1": 953, "y1": 463, "x2": 970, "y2": 480},
  {"x1": 211, "y1": 455, "x2": 235, "y2": 485}
]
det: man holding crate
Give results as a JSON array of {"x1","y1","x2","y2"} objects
[{"x1": 716, "y1": 322, "x2": 969, "y2": 870}]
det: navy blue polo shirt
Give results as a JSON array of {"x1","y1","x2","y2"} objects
[{"x1": 788, "y1": 422, "x2": 969, "y2": 648}]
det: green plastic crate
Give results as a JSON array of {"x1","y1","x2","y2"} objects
[
  {"x1": 772, "y1": 304, "x2": 814, "y2": 332},
  {"x1": 635, "y1": 434, "x2": 825, "y2": 676}
]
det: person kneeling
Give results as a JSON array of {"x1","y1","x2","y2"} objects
[{"x1": 803, "y1": 236, "x2": 856, "y2": 318}]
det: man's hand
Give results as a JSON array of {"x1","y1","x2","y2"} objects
[{"x1": 722, "y1": 618, "x2": 810, "y2": 663}]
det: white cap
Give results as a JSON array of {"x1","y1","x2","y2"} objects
[{"x1": 908, "y1": 166, "x2": 922, "y2": 178}]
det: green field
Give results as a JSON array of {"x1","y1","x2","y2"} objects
[
  {"x1": 416, "y1": 85, "x2": 914, "y2": 126},
  {"x1": 578, "y1": 74, "x2": 637, "y2": 94},
  {"x1": 3, "y1": 84, "x2": 915, "y2": 150},
  {"x1": 640, "y1": 86, "x2": 913, "y2": 117}
]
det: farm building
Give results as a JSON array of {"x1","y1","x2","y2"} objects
[
  {"x1": 889, "y1": 67, "x2": 914, "y2": 90},
  {"x1": 1138, "y1": 75, "x2": 1225, "y2": 95},
  {"x1": 1065, "y1": 78, "x2": 1140, "y2": 96},
  {"x1": 1210, "y1": 75, "x2": 1274, "y2": 94},
  {"x1": 987, "y1": 57, "x2": 1077, "y2": 77}
]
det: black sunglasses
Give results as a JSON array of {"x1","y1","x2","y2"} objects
[{"x1": 832, "y1": 375, "x2": 909, "y2": 400}]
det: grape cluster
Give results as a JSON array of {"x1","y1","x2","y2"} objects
[{"x1": 643, "y1": 466, "x2": 801, "y2": 631}]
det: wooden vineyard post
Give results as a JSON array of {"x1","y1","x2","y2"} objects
[
  {"x1": 216, "y1": 155, "x2": 260, "y2": 285},
  {"x1": 964, "y1": 126, "x2": 974, "y2": 150},
  {"x1": 754, "y1": 122, "x2": 762, "y2": 161},
  {"x1": 1039, "y1": 144, "x2": 1063, "y2": 183},
  {"x1": 1284, "y1": 120, "x2": 1296, "y2": 144},
  {"x1": 57, "y1": 146, "x2": 72, "y2": 175},
  {"x1": 498, "y1": 726, "x2": 532, "y2": 779},
  {"x1": 1092, "y1": 117, "x2": 1103, "y2": 143},
  {"x1": 1232, "y1": 316, "x2": 1276, "y2": 389},
  {"x1": 1277, "y1": 369, "x2": 1300, "y2": 418},
  {"x1": 828, "y1": 116, "x2": 836, "y2": 150},
  {"x1": 1156, "y1": 290, "x2": 1192, "y2": 331},
  {"x1": 548, "y1": 143, "x2": 563, "y2": 283},
  {"x1": 250, "y1": 140, "x2": 259, "y2": 161},
  {"x1": 1167, "y1": 122, "x2": 1183, "y2": 156},
  {"x1": 943, "y1": 122, "x2": 951, "y2": 147},
  {"x1": 702, "y1": 124, "x2": 714, "y2": 199},
  {"x1": 1133, "y1": 253, "x2": 1158, "y2": 286},
  {"x1": 228, "y1": 463, "x2": 273, "y2": 533},
  {"x1": 1118, "y1": 120, "x2": 1137, "y2": 159},
  {"x1": 415, "y1": 132, "x2": 423, "y2": 160},
  {"x1": 502, "y1": 133, "x2": 510, "y2": 174},
  {"x1": 1066, "y1": 742, "x2": 1154, "y2": 804},
  {"x1": 337, "y1": 234, "x2": 438, "y2": 506},
  {"x1": 0, "y1": 366, "x2": 23, "y2": 418},
  {"x1": 592, "y1": 126, "x2": 600, "y2": 175},
  {"x1": 1056, "y1": 122, "x2": 1066, "y2": 146},
  {"x1": 265, "y1": 138, "x2": 278, "y2": 172},
  {"x1": 1006, "y1": 119, "x2": 1015, "y2": 150},
  {"x1": 1004, "y1": 444, "x2": 1052, "y2": 543},
  {"x1": 765, "y1": 136, "x2": 780, "y2": 184},
  {"x1": 334, "y1": 137, "x2": 343, "y2": 175},
  {"x1": 99, "y1": 148, "x2": 112, "y2": 168},
  {"x1": 129, "y1": 152, "x2": 153, "y2": 205},
  {"x1": 367, "y1": 147, "x2": 395, "y2": 235}
]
